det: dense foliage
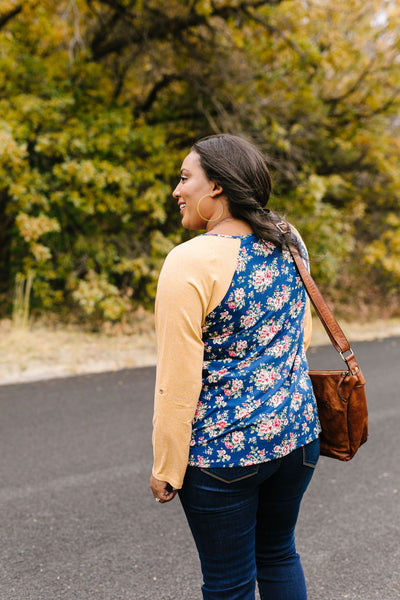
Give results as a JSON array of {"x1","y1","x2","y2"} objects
[{"x1": 1, "y1": 0, "x2": 399, "y2": 324}]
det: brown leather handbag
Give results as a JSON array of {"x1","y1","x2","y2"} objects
[{"x1": 278, "y1": 223, "x2": 368, "y2": 461}]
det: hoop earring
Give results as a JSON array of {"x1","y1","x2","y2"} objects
[{"x1": 197, "y1": 195, "x2": 224, "y2": 222}]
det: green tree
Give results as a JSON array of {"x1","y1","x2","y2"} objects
[{"x1": 0, "y1": 0, "x2": 399, "y2": 324}]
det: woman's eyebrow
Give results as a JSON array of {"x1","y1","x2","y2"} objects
[{"x1": 181, "y1": 168, "x2": 190, "y2": 174}]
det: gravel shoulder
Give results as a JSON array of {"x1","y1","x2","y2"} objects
[{"x1": 1, "y1": 317, "x2": 400, "y2": 386}]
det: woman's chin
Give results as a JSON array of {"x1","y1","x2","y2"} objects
[{"x1": 182, "y1": 215, "x2": 203, "y2": 231}]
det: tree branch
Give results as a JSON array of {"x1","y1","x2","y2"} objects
[
  {"x1": 134, "y1": 73, "x2": 184, "y2": 116},
  {"x1": 0, "y1": 4, "x2": 22, "y2": 29},
  {"x1": 324, "y1": 60, "x2": 376, "y2": 112},
  {"x1": 89, "y1": 0, "x2": 285, "y2": 60},
  {"x1": 243, "y1": 7, "x2": 307, "y2": 60}
]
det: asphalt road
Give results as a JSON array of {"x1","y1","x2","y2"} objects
[{"x1": 0, "y1": 337, "x2": 399, "y2": 600}]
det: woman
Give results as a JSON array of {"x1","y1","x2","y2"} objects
[{"x1": 150, "y1": 134, "x2": 321, "y2": 600}]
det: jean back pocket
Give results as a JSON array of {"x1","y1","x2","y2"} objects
[{"x1": 200, "y1": 464, "x2": 259, "y2": 484}]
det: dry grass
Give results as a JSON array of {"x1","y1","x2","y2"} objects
[
  {"x1": 310, "y1": 316, "x2": 400, "y2": 346},
  {"x1": 0, "y1": 316, "x2": 156, "y2": 385},
  {"x1": 1, "y1": 315, "x2": 400, "y2": 386}
]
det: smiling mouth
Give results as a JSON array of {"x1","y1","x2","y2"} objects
[{"x1": 179, "y1": 202, "x2": 186, "y2": 213}]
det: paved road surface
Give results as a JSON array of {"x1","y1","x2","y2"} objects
[{"x1": 0, "y1": 337, "x2": 399, "y2": 600}]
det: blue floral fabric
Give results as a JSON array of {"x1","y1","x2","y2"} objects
[{"x1": 188, "y1": 233, "x2": 321, "y2": 468}]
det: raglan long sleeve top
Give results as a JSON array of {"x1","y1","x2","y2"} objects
[{"x1": 152, "y1": 232, "x2": 319, "y2": 490}]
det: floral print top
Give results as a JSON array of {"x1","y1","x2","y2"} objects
[{"x1": 188, "y1": 233, "x2": 321, "y2": 467}]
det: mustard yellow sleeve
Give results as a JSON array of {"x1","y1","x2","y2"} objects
[
  {"x1": 152, "y1": 255, "x2": 205, "y2": 490},
  {"x1": 152, "y1": 236, "x2": 239, "y2": 489}
]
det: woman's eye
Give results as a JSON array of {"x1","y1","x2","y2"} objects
[{"x1": 180, "y1": 175, "x2": 188, "y2": 183}]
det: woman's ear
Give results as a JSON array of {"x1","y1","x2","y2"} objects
[{"x1": 210, "y1": 182, "x2": 224, "y2": 197}]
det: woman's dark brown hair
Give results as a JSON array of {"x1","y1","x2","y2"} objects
[{"x1": 192, "y1": 134, "x2": 300, "y2": 252}]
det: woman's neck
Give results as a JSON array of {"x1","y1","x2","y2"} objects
[{"x1": 206, "y1": 217, "x2": 253, "y2": 236}]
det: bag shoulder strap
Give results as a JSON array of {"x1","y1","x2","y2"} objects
[{"x1": 276, "y1": 222, "x2": 362, "y2": 377}]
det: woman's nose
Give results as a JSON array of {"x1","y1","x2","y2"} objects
[{"x1": 172, "y1": 185, "x2": 180, "y2": 198}]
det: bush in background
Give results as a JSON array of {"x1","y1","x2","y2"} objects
[{"x1": 0, "y1": 0, "x2": 399, "y2": 326}]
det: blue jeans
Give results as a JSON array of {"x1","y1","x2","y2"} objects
[{"x1": 178, "y1": 438, "x2": 320, "y2": 600}]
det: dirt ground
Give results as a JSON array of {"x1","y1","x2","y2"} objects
[{"x1": 1, "y1": 316, "x2": 400, "y2": 386}]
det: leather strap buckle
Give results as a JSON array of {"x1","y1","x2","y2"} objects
[
  {"x1": 340, "y1": 348, "x2": 360, "y2": 374},
  {"x1": 339, "y1": 348, "x2": 354, "y2": 362}
]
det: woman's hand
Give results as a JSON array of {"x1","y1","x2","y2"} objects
[{"x1": 150, "y1": 475, "x2": 178, "y2": 504}]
